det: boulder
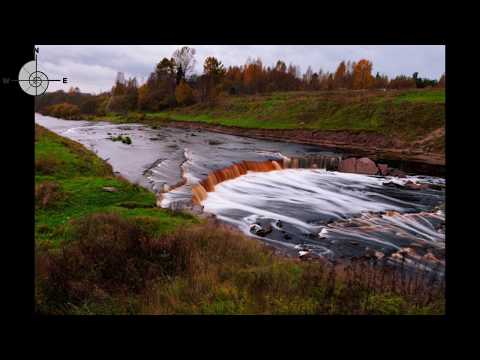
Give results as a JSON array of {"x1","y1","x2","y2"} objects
[
  {"x1": 356, "y1": 157, "x2": 379, "y2": 175},
  {"x1": 389, "y1": 168, "x2": 406, "y2": 178},
  {"x1": 102, "y1": 186, "x2": 118, "y2": 193},
  {"x1": 378, "y1": 163, "x2": 389, "y2": 176},
  {"x1": 249, "y1": 223, "x2": 273, "y2": 237},
  {"x1": 382, "y1": 181, "x2": 404, "y2": 189},
  {"x1": 404, "y1": 180, "x2": 429, "y2": 190},
  {"x1": 338, "y1": 157, "x2": 357, "y2": 173}
]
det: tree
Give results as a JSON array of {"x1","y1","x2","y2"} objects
[
  {"x1": 334, "y1": 61, "x2": 347, "y2": 89},
  {"x1": 175, "y1": 80, "x2": 194, "y2": 106},
  {"x1": 352, "y1": 59, "x2": 374, "y2": 89},
  {"x1": 203, "y1": 57, "x2": 226, "y2": 79},
  {"x1": 243, "y1": 58, "x2": 264, "y2": 93},
  {"x1": 438, "y1": 73, "x2": 445, "y2": 88},
  {"x1": 172, "y1": 47, "x2": 196, "y2": 81},
  {"x1": 303, "y1": 66, "x2": 314, "y2": 89}
]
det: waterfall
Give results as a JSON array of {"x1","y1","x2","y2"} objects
[{"x1": 190, "y1": 154, "x2": 342, "y2": 205}]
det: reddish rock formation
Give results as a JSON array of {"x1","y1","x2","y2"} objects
[
  {"x1": 338, "y1": 157, "x2": 378, "y2": 175},
  {"x1": 356, "y1": 157, "x2": 379, "y2": 175},
  {"x1": 378, "y1": 163, "x2": 389, "y2": 176},
  {"x1": 338, "y1": 158, "x2": 357, "y2": 173}
]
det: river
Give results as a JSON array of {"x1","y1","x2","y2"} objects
[{"x1": 36, "y1": 113, "x2": 445, "y2": 273}]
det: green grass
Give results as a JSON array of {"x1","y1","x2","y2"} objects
[
  {"x1": 393, "y1": 89, "x2": 445, "y2": 103},
  {"x1": 35, "y1": 124, "x2": 196, "y2": 246},
  {"x1": 140, "y1": 89, "x2": 445, "y2": 141}
]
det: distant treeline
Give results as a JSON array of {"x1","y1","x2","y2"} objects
[{"x1": 35, "y1": 46, "x2": 445, "y2": 118}]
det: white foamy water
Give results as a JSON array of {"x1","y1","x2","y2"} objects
[{"x1": 202, "y1": 169, "x2": 445, "y2": 268}]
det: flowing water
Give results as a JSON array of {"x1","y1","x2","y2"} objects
[{"x1": 36, "y1": 114, "x2": 445, "y2": 273}]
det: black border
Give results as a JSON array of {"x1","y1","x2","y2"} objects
[{"x1": 4, "y1": 24, "x2": 464, "y2": 338}]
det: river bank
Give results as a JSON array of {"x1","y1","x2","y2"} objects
[
  {"x1": 35, "y1": 121, "x2": 445, "y2": 315},
  {"x1": 36, "y1": 114, "x2": 445, "y2": 273}
]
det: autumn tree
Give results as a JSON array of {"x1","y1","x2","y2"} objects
[
  {"x1": 352, "y1": 59, "x2": 374, "y2": 89},
  {"x1": 243, "y1": 58, "x2": 264, "y2": 94},
  {"x1": 200, "y1": 56, "x2": 226, "y2": 102},
  {"x1": 438, "y1": 73, "x2": 445, "y2": 88},
  {"x1": 204, "y1": 56, "x2": 226, "y2": 79},
  {"x1": 139, "y1": 57, "x2": 178, "y2": 110},
  {"x1": 334, "y1": 61, "x2": 347, "y2": 89},
  {"x1": 388, "y1": 75, "x2": 416, "y2": 90},
  {"x1": 175, "y1": 80, "x2": 194, "y2": 105}
]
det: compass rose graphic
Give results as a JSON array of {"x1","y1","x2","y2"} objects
[{"x1": 4, "y1": 47, "x2": 67, "y2": 96}]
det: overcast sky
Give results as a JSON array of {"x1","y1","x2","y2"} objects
[{"x1": 36, "y1": 45, "x2": 445, "y2": 94}]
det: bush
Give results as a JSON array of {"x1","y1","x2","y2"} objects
[
  {"x1": 35, "y1": 181, "x2": 66, "y2": 209},
  {"x1": 35, "y1": 155, "x2": 61, "y2": 175},
  {"x1": 45, "y1": 103, "x2": 81, "y2": 119},
  {"x1": 36, "y1": 213, "x2": 194, "y2": 311},
  {"x1": 36, "y1": 214, "x2": 445, "y2": 315}
]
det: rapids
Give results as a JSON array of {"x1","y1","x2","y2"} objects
[{"x1": 35, "y1": 114, "x2": 445, "y2": 272}]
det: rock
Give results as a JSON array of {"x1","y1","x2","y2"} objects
[
  {"x1": 318, "y1": 228, "x2": 329, "y2": 239},
  {"x1": 382, "y1": 181, "x2": 404, "y2": 189},
  {"x1": 389, "y1": 168, "x2": 406, "y2": 178},
  {"x1": 102, "y1": 186, "x2": 118, "y2": 192},
  {"x1": 338, "y1": 157, "x2": 357, "y2": 173},
  {"x1": 404, "y1": 181, "x2": 429, "y2": 190},
  {"x1": 283, "y1": 234, "x2": 291, "y2": 240},
  {"x1": 249, "y1": 223, "x2": 273, "y2": 237},
  {"x1": 378, "y1": 163, "x2": 389, "y2": 176},
  {"x1": 275, "y1": 220, "x2": 283, "y2": 228},
  {"x1": 338, "y1": 157, "x2": 378, "y2": 175},
  {"x1": 426, "y1": 183, "x2": 444, "y2": 191},
  {"x1": 356, "y1": 157, "x2": 379, "y2": 175},
  {"x1": 423, "y1": 252, "x2": 441, "y2": 263},
  {"x1": 350, "y1": 241, "x2": 359, "y2": 246}
]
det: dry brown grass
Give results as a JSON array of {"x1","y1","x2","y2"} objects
[
  {"x1": 35, "y1": 212, "x2": 445, "y2": 315},
  {"x1": 35, "y1": 181, "x2": 66, "y2": 209}
]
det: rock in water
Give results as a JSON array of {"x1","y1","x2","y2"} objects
[
  {"x1": 250, "y1": 223, "x2": 273, "y2": 237},
  {"x1": 338, "y1": 158, "x2": 357, "y2": 173},
  {"x1": 356, "y1": 157, "x2": 379, "y2": 175},
  {"x1": 389, "y1": 168, "x2": 406, "y2": 178},
  {"x1": 378, "y1": 163, "x2": 389, "y2": 176},
  {"x1": 404, "y1": 181, "x2": 429, "y2": 190}
]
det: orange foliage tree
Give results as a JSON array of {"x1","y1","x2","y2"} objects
[
  {"x1": 352, "y1": 59, "x2": 374, "y2": 89},
  {"x1": 175, "y1": 80, "x2": 194, "y2": 106}
]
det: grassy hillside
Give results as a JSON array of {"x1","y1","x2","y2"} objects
[
  {"x1": 35, "y1": 125, "x2": 196, "y2": 246},
  {"x1": 35, "y1": 125, "x2": 444, "y2": 315},
  {"x1": 147, "y1": 89, "x2": 445, "y2": 141}
]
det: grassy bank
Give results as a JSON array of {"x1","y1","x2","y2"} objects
[
  {"x1": 147, "y1": 89, "x2": 445, "y2": 141},
  {"x1": 35, "y1": 124, "x2": 444, "y2": 315}
]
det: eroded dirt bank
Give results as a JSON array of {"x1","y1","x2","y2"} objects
[{"x1": 161, "y1": 120, "x2": 445, "y2": 174}]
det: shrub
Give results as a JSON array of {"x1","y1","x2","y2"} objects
[
  {"x1": 45, "y1": 103, "x2": 81, "y2": 119},
  {"x1": 35, "y1": 155, "x2": 61, "y2": 175},
  {"x1": 35, "y1": 181, "x2": 66, "y2": 209},
  {"x1": 36, "y1": 213, "x2": 195, "y2": 311},
  {"x1": 36, "y1": 215, "x2": 445, "y2": 315}
]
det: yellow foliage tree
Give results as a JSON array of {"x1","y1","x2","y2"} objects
[
  {"x1": 352, "y1": 59, "x2": 374, "y2": 89},
  {"x1": 175, "y1": 80, "x2": 194, "y2": 106}
]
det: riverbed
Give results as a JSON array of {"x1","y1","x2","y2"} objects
[{"x1": 36, "y1": 113, "x2": 445, "y2": 272}]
